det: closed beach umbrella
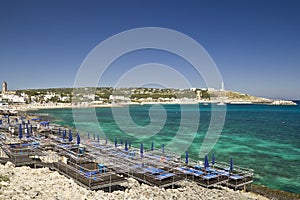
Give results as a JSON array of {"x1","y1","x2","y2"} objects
[
  {"x1": 151, "y1": 142, "x2": 154, "y2": 151},
  {"x1": 230, "y1": 157, "x2": 234, "y2": 172},
  {"x1": 105, "y1": 137, "x2": 108, "y2": 145},
  {"x1": 63, "y1": 129, "x2": 66, "y2": 140},
  {"x1": 97, "y1": 134, "x2": 100, "y2": 143},
  {"x1": 114, "y1": 136, "x2": 117, "y2": 148},
  {"x1": 185, "y1": 151, "x2": 189, "y2": 164},
  {"x1": 93, "y1": 133, "x2": 95, "y2": 141},
  {"x1": 120, "y1": 138, "x2": 123, "y2": 145},
  {"x1": 69, "y1": 130, "x2": 73, "y2": 142},
  {"x1": 162, "y1": 144, "x2": 165, "y2": 155},
  {"x1": 140, "y1": 143, "x2": 144, "y2": 158},
  {"x1": 125, "y1": 139, "x2": 128, "y2": 151},
  {"x1": 30, "y1": 125, "x2": 33, "y2": 134},
  {"x1": 212, "y1": 153, "x2": 215, "y2": 165},
  {"x1": 204, "y1": 155, "x2": 209, "y2": 168},
  {"x1": 58, "y1": 128, "x2": 61, "y2": 135},
  {"x1": 26, "y1": 123, "x2": 29, "y2": 138},
  {"x1": 77, "y1": 133, "x2": 80, "y2": 145},
  {"x1": 7, "y1": 116, "x2": 10, "y2": 124},
  {"x1": 19, "y1": 124, "x2": 22, "y2": 139},
  {"x1": 15, "y1": 118, "x2": 18, "y2": 123},
  {"x1": 88, "y1": 132, "x2": 90, "y2": 139},
  {"x1": 28, "y1": 120, "x2": 30, "y2": 124}
]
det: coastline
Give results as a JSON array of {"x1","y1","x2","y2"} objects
[
  {"x1": 0, "y1": 112, "x2": 300, "y2": 200},
  {"x1": 3, "y1": 104, "x2": 298, "y2": 198},
  {"x1": 1, "y1": 161, "x2": 299, "y2": 199},
  {"x1": 0, "y1": 162, "x2": 267, "y2": 200},
  {"x1": 8, "y1": 99, "x2": 298, "y2": 112}
]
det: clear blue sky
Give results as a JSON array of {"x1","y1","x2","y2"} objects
[{"x1": 0, "y1": 0, "x2": 299, "y2": 99}]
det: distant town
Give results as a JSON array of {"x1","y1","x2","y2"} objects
[{"x1": 0, "y1": 81, "x2": 296, "y2": 111}]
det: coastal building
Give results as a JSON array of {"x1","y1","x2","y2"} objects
[
  {"x1": 2, "y1": 81, "x2": 7, "y2": 94},
  {"x1": 196, "y1": 90, "x2": 201, "y2": 100}
]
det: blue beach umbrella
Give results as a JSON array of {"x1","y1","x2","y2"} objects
[
  {"x1": 30, "y1": 125, "x2": 33, "y2": 134},
  {"x1": 69, "y1": 130, "x2": 73, "y2": 142},
  {"x1": 114, "y1": 136, "x2": 117, "y2": 148},
  {"x1": 140, "y1": 143, "x2": 144, "y2": 158},
  {"x1": 151, "y1": 142, "x2": 154, "y2": 151},
  {"x1": 212, "y1": 153, "x2": 215, "y2": 165},
  {"x1": 162, "y1": 144, "x2": 165, "y2": 155},
  {"x1": 97, "y1": 135, "x2": 100, "y2": 143},
  {"x1": 63, "y1": 129, "x2": 66, "y2": 140},
  {"x1": 125, "y1": 140, "x2": 128, "y2": 151},
  {"x1": 230, "y1": 157, "x2": 234, "y2": 172},
  {"x1": 26, "y1": 123, "x2": 29, "y2": 138},
  {"x1": 120, "y1": 138, "x2": 123, "y2": 145},
  {"x1": 77, "y1": 133, "x2": 80, "y2": 145},
  {"x1": 185, "y1": 151, "x2": 189, "y2": 164},
  {"x1": 58, "y1": 128, "x2": 61, "y2": 135},
  {"x1": 0, "y1": 119, "x2": 2, "y2": 125},
  {"x1": 204, "y1": 155, "x2": 209, "y2": 168},
  {"x1": 28, "y1": 120, "x2": 30, "y2": 124},
  {"x1": 19, "y1": 124, "x2": 22, "y2": 139}
]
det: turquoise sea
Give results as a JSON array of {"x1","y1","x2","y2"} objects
[{"x1": 31, "y1": 102, "x2": 300, "y2": 194}]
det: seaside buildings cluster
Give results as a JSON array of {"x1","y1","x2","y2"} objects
[{"x1": 0, "y1": 81, "x2": 296, "y2": 108}]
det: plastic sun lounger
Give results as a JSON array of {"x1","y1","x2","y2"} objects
[
  {"x1": 202, "y1": 174, "x2": 218, "y2": 180},
  {"x1": 185, "y1": 168, "x2": 204, "y2": 176},
  {"x1": 217, "y1": 170, "x2": 229, "y2": 176},
  {"x1": 144, "y1": 167, "x2": 165, "y2": 175},
  {"x1": 194, "y1": 165, "x2": 202, "y2": 170},
  {"x1": 205, "y1": 167, "x2": 217, "y2": 173},
  {"x1": 230, "y1": 175, "x2": 243, "y2": 180},
  {"x1": 191, "y1": 169, "x2": 204, "y2": 177},
  {"x1": 177, "y1": 167, "x2": 192, "y2": 174},
  {"x1": 156, "y1": 173, "x2": 175, "y2": 180},
  {"x1": 84, "y1": 171, "x2": 98, "y2": 178},
  {"x1": 131, "y1": 164, "x2": 146, "y2": 169}
]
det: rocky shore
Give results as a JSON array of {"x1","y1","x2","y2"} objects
[{"x1": 0, "y1": 162, "x2": 268, "y2": 200}]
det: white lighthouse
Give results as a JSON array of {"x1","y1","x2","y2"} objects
[
  {"x1": 2, "y1": 81, "x2": 7, "y2": 94},
  {"x1": 221, "y1": 81, "x2": 224, "y2": 91}
]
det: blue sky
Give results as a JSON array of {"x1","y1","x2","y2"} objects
[{"x1": 0, "y1": 0, "x2": 299, "y2": 99}]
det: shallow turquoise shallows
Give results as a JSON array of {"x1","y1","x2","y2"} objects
[{"x1": 31, "y1": 102, "x2": 300, "y2": 194}]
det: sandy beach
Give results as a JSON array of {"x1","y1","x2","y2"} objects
[{"x1": 0, "y1": 162, "x2": 268, "y2": 200}]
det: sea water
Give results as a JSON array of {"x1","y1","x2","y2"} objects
[{"x1": 32, "y1": 102, "x2": 300, "y2": 194}]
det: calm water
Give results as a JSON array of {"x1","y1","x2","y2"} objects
[{"x1": 32, "y1": 102, "x2": 300, "y2": 194}]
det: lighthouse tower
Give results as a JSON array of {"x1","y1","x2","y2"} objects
[
  {"x1": 221, "y1": 82, "x2": 224, "y2": 91},
  {"x1": 2, "y1": 81, "x2": 7, "y2": 94}
]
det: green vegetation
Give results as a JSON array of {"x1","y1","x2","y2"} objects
[
  {"x1": 14, "y1": 87, "x2": 265, "y2": 104},
  {"x1": 0, "y1": 174, "x2": 9, "y2": 182}
]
